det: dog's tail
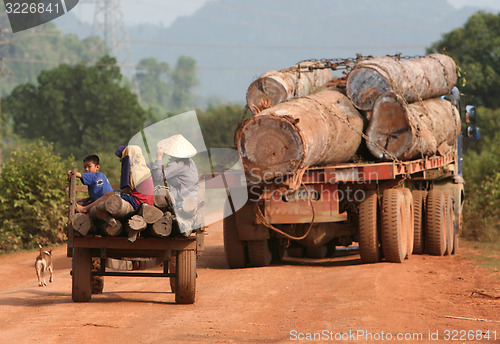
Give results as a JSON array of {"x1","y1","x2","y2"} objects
[{"x1": 39, "y1": 244, "x2": 43, "y2": 256}]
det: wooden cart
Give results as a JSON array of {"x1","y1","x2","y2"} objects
[{"x1": 67, "y1": 172, "x2": 204, "y2": 304}]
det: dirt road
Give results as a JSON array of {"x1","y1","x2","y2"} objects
[{"x1": 0, "y1": 220, "x2": 498, "y2": 344}]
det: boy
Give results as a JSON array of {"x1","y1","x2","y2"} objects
[{"x1": 68, "y1": 154, "x2": 113, "y2": 213}]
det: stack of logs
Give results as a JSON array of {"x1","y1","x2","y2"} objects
[
  {"x1": 238, "y1": 54, "x2": 461, "y2": 181},
  {"x1": 71, "y1": 193, "x2": 175, "y2": 242}
]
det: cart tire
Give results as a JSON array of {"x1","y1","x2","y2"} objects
[
  {"x1": 72, "y1": 247, "x2": 92, "y2": 302},
  {"x1": 169, "y1": 255, "x2": 176, "y2": 293},
  {"x1": 426, "y1": 189, "x2": 447, "y2": 256},
  {"x1": 412, "y1": 190, "x2": 427, "y2": 254},
  {"x1": 223, "y1": 210, "x2": 247, "y2": 269},
  {"x1": 175, "y1": 250, "x2": 196, "y2": 304},
  {"x1": 444, "y1": 193, "x2": 454, "y2": 255},
  {"x1": 248, "y1": 240, "x2": 272, "y2": 267},
  {"x1": 402, "y1": 188, "x2": 414, "y2": 258},
  {"x1": 381, "y1": 188, "x2": 407, "y2": 263},
  {"x1": 358, "y1": 190, "x2": 381, "y2": 263}
]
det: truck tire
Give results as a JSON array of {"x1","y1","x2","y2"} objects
[
  {"x1": 248, "y1": 240, "x2": 272, "y2": 266},
  {"x1": 223, "y1": 210, "x2": 247, "y2": 269},
  {"x1": 72, "y1": 247, "x2": 92, "y2": 302},
  {"x1": 169, "y1": 255, "x2": 176, "y2": 293},
  {"x1": 358, "y1": 190, "x2": 381, "y2": 263},
  {"x1": 270, "y1": 238, "x2": 285, "y2": 262},
  {"x1": 426, "y1": 189, "x2": 446, "y2": 256},
  {"x1": 402, "y1": 188, "x2": 414, "y2": 258},
  {"x1": 444, "y1": 193, "x2": 454, "y2": 255},
  {"x1": 381, "y1": 188, "x2": 407, "y2": 263},
  {"x1": 175, "y1": 250, "x2": 196, "y2": 304},
  {"x1": 412, "y1": 190, "x2": 427, "y2": 254}
]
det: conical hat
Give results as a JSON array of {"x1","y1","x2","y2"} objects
[{"x1": 157, "y1": 134, "x2": 197, "y2": 158}]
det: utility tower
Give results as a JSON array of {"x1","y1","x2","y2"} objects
[{"x1": 90, "y1": 0, "x2": 140, "y2": 98}]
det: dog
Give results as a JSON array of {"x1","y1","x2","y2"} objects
[{"x1": 35, "y1": 244, "x2": 53, "y2": 287}]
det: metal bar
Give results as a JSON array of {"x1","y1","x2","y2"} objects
[
  {"x1": 73, "y1": 236, "x2": 197, "y2": 251},
  {"x1": 92, "y1": 271, "x2": 174, "y2": 278}
]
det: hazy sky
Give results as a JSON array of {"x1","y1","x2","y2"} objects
[{"x1": 70, "y1": 0, "x2": 500, "y2": 27}]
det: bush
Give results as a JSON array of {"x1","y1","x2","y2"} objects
[{"x1": 0, "y1": 141, "x2": 72, "y2": 252}]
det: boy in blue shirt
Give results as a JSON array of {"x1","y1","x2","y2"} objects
[{"x1": 68, "y1": 154, "x2": 113, "y2": 213}]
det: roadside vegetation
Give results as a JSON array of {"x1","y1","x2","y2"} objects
[{"x1": 0, "y1": 11, "x2": 499, "y2": 253}]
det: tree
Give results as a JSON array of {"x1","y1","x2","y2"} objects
[
  {"x1": 171, "y1": 56, "x2": 199, "y2": 112},
  {"x1": 136, "y1": 57, "x2": 171, "y2": 114},
  {"x1": 427, "y1": 11, "x2": 500, "y2": 109},
  {"x1": 3, "y1": 56, "x2": 147, "y2": 157},
  {"x1": 197, "y1": 104, "x2": 246, "y2": 148},
  {"x1": 0, "y1": 141, "x2": 72, "y2": 252}
]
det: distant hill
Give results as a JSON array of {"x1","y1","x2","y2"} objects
[{"x1": 56, "y1": 0, "x2": 481, "y2": 104}]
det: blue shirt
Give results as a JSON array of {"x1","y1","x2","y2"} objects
[{"x1": 81, "y1": 172, "x2": 113, "y2": 202}]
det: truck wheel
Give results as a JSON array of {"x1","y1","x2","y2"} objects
[
  {"x1": 175, "y1": 250, "x2": 196, "y2": 304},
  {"x1": 426, "y1": 189, "x2": 446, "y2": 256},
  {"x1": 358, "y1": 190, "x2": 381, "y2": 263},
  {"x1": 169, "y1": 254, "x2": 176, "y2": 293},
  {"x1": 381, "y1": 188, "x2": 407, "y2": 263},
  {"x1": 402, "y1": 188, "x2": 414, "y2": 258},
  {"x1": 72, "y1": 247, "x2": 92, "y2": 302},
  {"x1": 223, "y1": 209, "x2": 247, "y2": 268},
  {"x1": 248, "y1": 240, "x2": 272, "y2": 267},
  {"x1": 411, "y1": 190, "x2": 427, "y2": 254},
  {"x1": 444, "y1": 193, "x2": 454, "y2": 255},
  {"x1": 270, "y1": 238, "x2": 285, "y2": 262}
]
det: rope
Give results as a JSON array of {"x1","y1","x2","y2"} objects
[{"x1": 255, "y1": 181, "x2": 316, "y2": 240}]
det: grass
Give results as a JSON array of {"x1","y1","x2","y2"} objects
[{"x1": 461, "y1": 239, "x2": 500, "y2": 278}]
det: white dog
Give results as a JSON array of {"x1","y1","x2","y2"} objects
[{"x1": 35, "y1": 245, "x2": 53, "y2": 287}]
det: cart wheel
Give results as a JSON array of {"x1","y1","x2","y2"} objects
[
  {"x1": 248, "y1": 240, "x2": 272, "y2": 267},
  {"x1": 426, "y1": 189, "x2": 447, "y2": 256},
  {"x1": 444, "y1": 193, "x2": 454, "y2": 255},
  {"x1": 412, "y1": 190, "x2": 427, "y2": 254},
  {"x1": 223, "y1": 203, "x2": 247, "y2": 268},
  {"x1": 175, "y1": 250, "x2": 196, "y2": 304},
  {"x1": 381, "y1": 188, "x2": 407, "y2": 263},
  {"x1": 72, "y1": 247, "x2": 92, "y2": 302},
  {"x1": 169, "y1": 254, "x2": 176, "y2": 293},
  {"x1": 402, "y1": 188, "x2": 414, "y2": 258},
  {"x1": 358, "y1": 190, "x2": 381, "y2": 263}
]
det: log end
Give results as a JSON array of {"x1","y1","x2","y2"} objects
[
  {"x1": 237, "y1": 114, "x2": 303, "y2": 181},
  {"x1": 246, "y1": 76, "x2": 288, "y2": 114},
  {"x1": 346, "y1": 67, "x2": 392, "y2": 111},
  {"x1": 366, "y1": 92, "x2": 412, "y2": 160}
]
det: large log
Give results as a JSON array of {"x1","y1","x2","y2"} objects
[
  {"x1": 137, "y1": 204, "x2": 164, "y2": 224},
  {"x1": 237, "y1": 88, "x2": 364, "y2": 181},
  {"x1": 346, "y1": 54, "x2": 457, "y2": 111},
  {"x1": 127, "y1": 215, "x2": 147, "y2": 242},
  {"x1": 366, "y1": 92, "x2": 461, "y2": 160},
  {"x1": 246, "y1": 61, "x2": 332, "y2": 114},
  {"x1": 149, "y1": 212, "x2": 174, "y2": 238},
  {"x1": 71, "y1": 213, "x2": 95, "y2": 236},
  {"x1": 98, "y1": 193, "x2": 135, "y2": 218}
]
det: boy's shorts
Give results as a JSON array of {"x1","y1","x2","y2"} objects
[{"x1": 119, "y1": 192, "x2": 139, "y2": 209}]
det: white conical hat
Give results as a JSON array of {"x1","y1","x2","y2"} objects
[{"x1": 157, "y1": 134, "x2": 197, "y2": 158}]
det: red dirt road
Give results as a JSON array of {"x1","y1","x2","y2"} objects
[{"x1": 0, "y1": 220, "x2": 498, "y2": 344}]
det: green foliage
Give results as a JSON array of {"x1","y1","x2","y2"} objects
[
  {"x1": 0, "y1": 141, "x2": 72, "y2": 253},
  {"x1": 427, "y1": 11, "x2": 500, "y2": 109},
  {"x1": 136, "y1": 57, "x2": 171, "y2": 114},
  {"x1": 170, "y1": 56, "x2": 199, "y2": 113},
  {"x1": 3, "y1": 56, "x2": 147, "y2": 158},
  {"x1": 197, "y1": 103, "x2": 247, "y2": 148}
]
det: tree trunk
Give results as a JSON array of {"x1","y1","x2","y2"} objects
[
  {"x1": 346, "y1": 54, "x2": 456, "y2": 111},
  {"x1": 237, "y1": 88, "x2": 364, "y2": 181},
  {"x1": 89, "y1": 206, "x2": 123, "y2": 237},
  {"x1": 149, "y1": 212, "x2": 174, "y2": 238},
  {"x1": 138, "y1": 203, "x2": 164, "y2": 224},
  {"x1": 127, "y1": 215, "x2": 148, "y2": 242},
  {"x1": 71, "y1": 213, "x2": 95, "y2": 236},
  {"x1": 246, "y1": 61, "x2": 332, "y2": 114},
  {"x1": 366, "y1": 92, "x2": 461, "y2": 160},
  {"x1": 98, "y1": 193, "x2": 135, "y2": 218}
]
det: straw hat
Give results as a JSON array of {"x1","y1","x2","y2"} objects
[{"x1": 157, "y1": 134, "x2": 197, "y2": 158}]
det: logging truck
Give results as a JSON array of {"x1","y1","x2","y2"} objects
[
  {"x1": 66, "y1": 172, "x2": 204, "y2": 304},
  {"x1": 221, "y1": 54, "x2": 479, "y2": 268}
]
